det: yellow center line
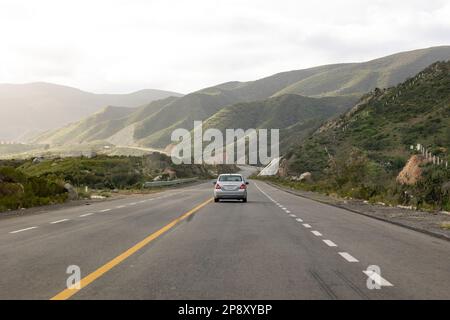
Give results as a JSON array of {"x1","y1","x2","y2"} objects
[{"x1": 50, "y1": 197, "x2": 213, "y2": 300}]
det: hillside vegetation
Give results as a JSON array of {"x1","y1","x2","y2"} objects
[
  {"x1": 202, "y1": 94, "x2": 358, "y2": 152},
  {"x1": 0, "y1": 166, "x2": 67, "y2": 211},
  {"x1": 32, "y1": 97, "x2": 178, "y2": 146},
  {"x1": 0, "y1": 154, "x2": 232, "y2": 212},
  {"x1": 277, "y1": 61, "x2": 450, "y2": 210},
  {"x1": 18, "y1": 154, "x2": 209, "y2": 190}
]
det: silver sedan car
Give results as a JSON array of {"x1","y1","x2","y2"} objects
[{"x1": 213, "y1": 174, "x2": 249, "y2": 203}]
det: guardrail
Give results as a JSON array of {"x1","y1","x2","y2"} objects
[{"x1": 142, "y1": 177, "x2": 198, "y2": 188}]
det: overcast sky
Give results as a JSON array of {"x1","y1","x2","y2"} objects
[{"x1": 0, "y1": 0, "x2": 449, "y2": 94}]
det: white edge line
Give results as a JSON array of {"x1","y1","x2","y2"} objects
[
  {"x1": 10, "y1": 226, "x2": 38, "y2": 234},
  {"x1": 79, "y1": 213, "x2": 95, "y2": 217},
  {"x1": 50, "y1": 219, "x2": 69, "y2": 224}
]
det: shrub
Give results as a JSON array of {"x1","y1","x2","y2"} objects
[{"x1": 0, "y1": 166, "x2": 67, "y2": 211}]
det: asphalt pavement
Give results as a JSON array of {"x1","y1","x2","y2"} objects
[{"x1": 0, "y1": 169, "x2": 449, "y2": 300}]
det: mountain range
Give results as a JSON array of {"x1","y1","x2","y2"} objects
[
  {"x1": 3, "y1": 46, "x2": 450, "y2": 158},
  {"x1": 0, "y1": 82, "x2": 182, "y2": 141}
]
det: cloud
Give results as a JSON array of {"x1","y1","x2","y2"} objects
[{"x1": 0, "y1": 0, "x2": 448, "y2": 93}]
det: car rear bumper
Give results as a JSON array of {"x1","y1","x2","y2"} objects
[{"x1": 214, "y1": 190, "x2": 247, "y2": 199}]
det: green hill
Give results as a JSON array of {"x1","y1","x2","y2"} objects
[
  {"x1": 201, "y1": 94, "x2": 358, "y2": 152},
  {"x1": 274, "y1": 46, "x2": 450, "y2": 98},
  {"x1": 278, "y1": 61, "x2": 450, "y2": 210},
  {"x1": 133, "y1": 46, "x2": 450, "y2": 148},
  {"x1": 32, "y1": 105, "x2": 135, "y2": 145},
  {"x1": 32, "y1": 97, "x2": 178, "y2": 146}
]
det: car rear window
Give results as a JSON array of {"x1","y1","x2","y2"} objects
[{"x1": 219, "y1": 175, "x2": 243, "y2": 182}]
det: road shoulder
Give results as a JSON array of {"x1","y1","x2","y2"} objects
[
  {"x1": 263, "y1": 181, "x2": 450, "y2": 242},
  {"x1": 0, "y1": 180, "x2": 207, "y2": 221}
]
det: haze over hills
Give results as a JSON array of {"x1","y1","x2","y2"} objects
[
  {"x1": 32, "y1": 96, "x2": 179, "y2": 147},
  {"x1": 0, "y1": 82, "x2": 182, "y2": 141},
  {"x1": 8, "y1": 46, "x2": 450, "y2": 158}
]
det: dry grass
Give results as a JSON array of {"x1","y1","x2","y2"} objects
[{"x1": 440, "y1": 222, "x2": 450, "y2": 230}]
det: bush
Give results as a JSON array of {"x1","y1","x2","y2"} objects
[
  {"x1": 0, "y1": 166, "x2": 67, "y2": 211},
  {"x1": 414, "y1": 165, "x2": 450, "y2": 210}
]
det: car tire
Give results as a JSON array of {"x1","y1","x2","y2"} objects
[
  {"x1": 214, "y1": 198, "x2": 219, "y2": 203},
  {"x1": 242, "y1": 198, "x2": 247, "y2": 203}
]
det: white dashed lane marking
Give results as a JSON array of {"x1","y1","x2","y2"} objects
[
  {"x1": 50, "y1": 219, "x2": 69, "y2": 224},
  {"x1": 9, "y1": 226, "x2": 38, "y2": 234},
  {"x1": 339, "y1": 252, "x2": 359, "y2": 262},
  {"x1": 79, "y1": 213, "x2": 95, "y2": 217},
  {"x1": 323, "y1": 240, "x2": 338, "y2": 247},
  {"x1": 289, "y1": 214, "x2": 297, "y2": 218},
  {"x1": 6, "y1": 192, "x2": 180, "y2": 236},
  {"x1": 255, "y1": 182, "x2": 395, "y2": 287}
]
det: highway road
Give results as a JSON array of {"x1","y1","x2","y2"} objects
[{"x1": 0, "y1": 168, "x2": 450, "y2": 300}]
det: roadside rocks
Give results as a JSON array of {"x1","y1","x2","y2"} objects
[
  {"x1": 442, "y1": 181, "x2": 450, "y2": 192},
  {"x1": 397, "y1": 155, "x2": 426, "y2": 185},
  {"x1": 163, "y1": 167, "x2": 177, "y2": 179},
  {"x1": 64, "y1": 183, "x2": 78, "y2": 200},
  {"x1": 277, "y1": 158, "x2": 289, "y2": 177},
  {"x1": 291, "y1": 172, "x2": 312, "y2": 183},
  {"x1": 32, "y1": 157, "x2": 44, "y2": 164}
]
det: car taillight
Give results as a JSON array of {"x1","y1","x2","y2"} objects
[
  {"x1": 215, "y1": 184, "x2": 222, "y2": 189},
  {"x1": 240, "y1": 184, "x2": 246, "y2": 190}
]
